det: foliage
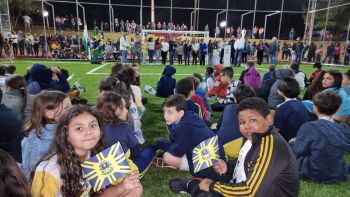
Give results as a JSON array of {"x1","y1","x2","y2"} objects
[{"x1": 9, "y1": 0, "x2": 39, "y2": 30}]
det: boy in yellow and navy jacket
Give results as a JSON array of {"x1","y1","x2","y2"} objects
[{"x1": 169, "y1": 97, "x2": 299, "y2": 197}]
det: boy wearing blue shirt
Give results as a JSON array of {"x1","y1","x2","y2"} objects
[
  {"x1": 291, "y1": 91, "x2": 350, "y2": 183},
  {"x1": 169, "y1": 97, "x2": 299, "y2": 197},
  {"x1": 157, "y1": 94, "x2": 224, "y2": 178},
  {"x1": 274, "y1": 77, "x2": 312, "y2": 141}
]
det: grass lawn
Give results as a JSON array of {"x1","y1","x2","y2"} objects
[{"x1": 1, "y1": 59, "x2": 349, "y2": 197}]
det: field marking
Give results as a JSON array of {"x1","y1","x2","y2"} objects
[
  {"x1": 14, "y1": 60, "x2": 91, "y2": 64},
  {"x1": 87, "y1": 72, "x2": 244, "y2": 76},
  {"x1": 86, "y1": 63, "x2": 109, "y2": 74}
]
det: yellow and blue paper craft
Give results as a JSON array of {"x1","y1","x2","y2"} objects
[
  {"x1": 81, "y1": 142, "x2": 131, "y2": 192},
  {"x1": 192, "y1": 135, "x2": 220, "y2": 173}
]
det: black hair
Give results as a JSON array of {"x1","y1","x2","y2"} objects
[
  {"x1": 221, "y1": 67, "x2": 234, "y2": 78},
  {"x1": 175, "y1": 77, "x2": 194, "y2": 97},
  {"x1": 246, "y1": 62, "x2": 254, "y2": 67},
  {"x1": 290, "y1": 64, "x2": 300, "y2": 71},
  {"x1": 237, "y1": 97, "x2": 270, "y2": 117},
  {"x1": 206, "y1": 67, "x2": 214, "y2": 75},
  {"x1": 162, "y1": 94, "x2": 186, "y2": 112},
  {"x1": 192, "y1": 73, "x2": 203, "y2": 82},
  {"x1": 5, "y1": 65, "x2": 16, "y2": 74},
  {"x1": 277, "y1": 77, "x2": 300, "y2": 98},
  {"x1": 313, "y1": 91, "x2": 342, "y2": 116},
  {"x1": 313, "y1": 63, "x2": 322, "y2": 70},
  {"x1": 269, "y1": 65, "x2": 276, "y2": 72},
  {"x1": 325, "y1": 70, "x2": 343, "y2": 88},
  {"x1": 0, "y1": 66, "x2": 5, "y2": 76},
  {"x1": 234, "y1": 84, "x2": 256, "y2": 103}
]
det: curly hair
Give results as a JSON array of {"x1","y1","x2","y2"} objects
[
  {"x1": 34, "y1": 105, "x2": 105, "y2": 197},
  {"x1": 0, "y1": 149, "x2": 32, "y2": 197},
  {"x1": 96, "y1": 92, "x2": 126, "y2": 125}
]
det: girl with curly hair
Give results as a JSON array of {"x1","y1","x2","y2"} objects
[
  {"x1": 31, "y1": 105, "x2": 143, "y2": 197},
  {"x1": 96, "y1": 92, "x2": 156, "y2": 178}
]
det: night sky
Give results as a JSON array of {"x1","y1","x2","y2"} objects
[{"x1": 34, "y1": 0, "x2": 308, "y2": 39}]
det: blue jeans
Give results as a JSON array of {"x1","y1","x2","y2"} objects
[
  {"x1": 234, "y1": 49, "x2": 243, "y2": 67},
  {"x1": 169, "y1": 50, "x2": 175, "y2": 65},
  {"x1": 156, "y1": 50, "x2": 161, "y2": 63},
  {"x1": 121, "y1": 50, "x2": 128, "y2": 64},
  {"x1": 295, "y1": 52, "x2": 302, "y2": 64},
  {"x1": 132, "y1": 51, "x2": 141, "y2": 64},
  {"x1": 133, "y1": 145, "x2": 157, "y2": 175},
  {"x1": 269, "y1": 54, "x2": 277, "y2": 65},
  {"x1": 148, "y1": 50, "x2": 154, "y2": 64}
]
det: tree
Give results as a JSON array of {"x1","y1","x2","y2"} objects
[
  {"x1": 9, "y1": 0, "x2": 39, "y2": 30},
  {"x1": 312, "y1": 0, "x2": 350, "y2": 33}
]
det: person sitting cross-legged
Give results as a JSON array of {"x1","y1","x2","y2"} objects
[{"x1": 169, "y1": 97, "x2": 299, "y2": 197}]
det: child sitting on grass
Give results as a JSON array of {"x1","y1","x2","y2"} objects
[
  {"x1": 274, "y1": 77, "x2": 312, "y2": 142},
  {"x1": 175, "y1": 77, "x2": 202, "y2": 118},
  {"x1": 211, "y1": 67, "x2": 240, "y2": 112},
  {"x1": 156, "y1": 94, "x2": 225, "y2": 178},
  {"x1": 291, "y1": 91, "x2": 350, "y2": 183},
  {"x1": 96, "y1": 92, "x2": 156, "y2": 177},
  {"x1": 156, "y1": 65, "x2": 176, "y2": 98},
  {"x1": 169, "y1": 97, "x2": 299, "y2": 197}
]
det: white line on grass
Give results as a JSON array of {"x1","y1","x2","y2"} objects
[
  {"x1": 15, "y1": 60, "x2": 91, "y2": 64},
  {"x1": 86, "y1": 63, "x2": 109, "y2": 74},
  {"x1": 87, "y1": 72, "x2": 243, "y2": 76}
]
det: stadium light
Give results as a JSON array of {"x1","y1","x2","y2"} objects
[
  {"x1": 220, "y1": 21, "x2": 227, "y2": 28},
  {"x1": 43, "y1": 10, "x2": 49, "y2": 17}
]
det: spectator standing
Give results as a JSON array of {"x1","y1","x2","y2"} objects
[
  {"x1": 199, "y1": 39, "x2": 207, "y2": 65},
  {"x1": 333, "y1": 42, "x2": 341, "y2": 64},
  {"x1": 147, "y1": 37, "x2": 155, "y2": 64},
  {"x1": 22, "y1": 14, "x2": 31, "y2": 32},
  {"x1": 293, "y1": 38, "x2": 304, "y2": 64},
  {"x1": 323, "y1": 43, "x2": 334, "y2": 64},
  {"x1": 268, "y1": 37, "x2": 279, "y2": 65},
  {"x1": 155, "y1": 38, "x2": 162, "y2": 64},
  {"x1": 344, "y1": 40, "x2": 350, "y2": 65},
  {"x1": 256, "y1": 40, "x2": 266, "y2": 65},
  {"x1": 234, "y1": 31, "x2": 245, "y2": 67},
  {"x1": 307, "y1": 42, "x2": 317, "y2": 62},
  {"x1": 289, "y1": 28, "x2": 295, "y2": 40},
  {"x1": 161, "y1": 39, "x2": 169, "y2": 65},
  {"x1": 119, "y1": 32, "x2": 129, "y2": 64},
  {"x1": 192, "y1": 39, "x2": 199, "y2": 65}
]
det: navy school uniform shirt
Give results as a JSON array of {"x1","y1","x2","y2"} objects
[
  {"x1": 291, "y1": 119, "x2": 350, "y2": 183},
  {"x1": 0, "y1": 104, "x2": 23, "y2": 162},
  {"x1": 186, "y1": 99, "x2": 200, "y2": 117},
  {"x1": 217, "y1": 104, "x2": 241, "y2": 145},
  {"x1": 274, "y1": 99, "x2": 312, "y2": 142},
  {"x1": 102, "y1": 123, "x2": 141, "y2": 160},
  {"x1": 156, "y1": 65, "x2": 176, "y2": 98},
  {"x1": 166, "y1": 112, "x2": 225, "y2": 178}
]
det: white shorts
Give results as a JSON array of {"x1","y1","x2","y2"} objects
[{"x1": 179, "y1": 155, "x2": 189, "y2": 171}]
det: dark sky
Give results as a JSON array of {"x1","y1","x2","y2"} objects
[{"x1": 36, "y1": 0, "x2": 308, "y2": 39}]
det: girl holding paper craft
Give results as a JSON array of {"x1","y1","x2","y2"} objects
[
  {"x1": 21, "y1": 90, "x2": 71, "y2": 178},
  {"x1": 31, "y1": 105, "x2": 142, "y2": 197},
  {"x1": 96, "y1": 91, "x2": 156, "y2": 177}
]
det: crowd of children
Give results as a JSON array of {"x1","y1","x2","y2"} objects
[{"x1": 0, "y1": 60, "x2": 350, "y2": 197}]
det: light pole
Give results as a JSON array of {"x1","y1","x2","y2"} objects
[
  {"x1": 42, "y1": 1, "x2": 56, "y2": 35},
  {"x1": 41, "y1": 1, "x2": 48, "y2": 58},
  {"x1": 277, "y1": 0, "x2": 285, "y2": 39},
  {"x1": 264, "y1": 11, "x2": 280, "y2": 41},
  {"x1": 241, "y1": 11, "x2": 254, "y2": 30},
  {"x1": 224, "y1": 0, "x2": 229, "y2": 38}
]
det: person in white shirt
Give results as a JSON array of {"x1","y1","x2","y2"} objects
[
  {"x1": 22, "y1": 15, "x2": 31, "y2": 32},
  {"x1": 10, "y1": 32, "x2": 18, "y2": 56},
  {"x1": 234, "y1": 31, "x2": 246, "y2": 67},
  {"x1": 161, "y1": 39, "x2": 169, "y2": 65},
  {"x1": 119, "y1": 32, "x2": 129, "y2": 64},
  {"x1": 290, "y1": 64, "x2": 306, "y2": 90},
  {"x1": 192, "y1": 39, "x2": 199, "y2": 65},
  {"x1": 147, "y1": 37, "x2": 155, "y2": 64}
]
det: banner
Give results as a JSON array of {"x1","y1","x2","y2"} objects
[{"x1": 223, "y1": 45, "x2": 231, "y2": 67}]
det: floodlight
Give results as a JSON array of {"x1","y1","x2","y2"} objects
[
  {"x1": 43, "y1": 11, "x2": 49, "y2": 17},
  {"x1": 220, "y1": 21, "x2": 227, "y2": 28}
]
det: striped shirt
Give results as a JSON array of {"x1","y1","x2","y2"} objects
[{"x1": 221, "y1": 81, "x2": 240, "y2": 104}]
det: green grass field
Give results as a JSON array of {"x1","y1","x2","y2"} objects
[{"x1": 1, "y1": 59, "x2": 349, "y2": 197}]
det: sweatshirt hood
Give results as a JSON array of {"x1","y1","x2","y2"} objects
[
  {"x1": 275, "y1": 68, "x2": 293, "y2": 79},
  {"x1": 162, "y1": 65, "x2": 176, "y2": 76}
]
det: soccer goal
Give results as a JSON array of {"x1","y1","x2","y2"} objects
[{"x1": 141, "y1": 29, "x2": 209, "y2": 41}]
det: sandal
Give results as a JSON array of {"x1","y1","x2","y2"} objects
[{"x1": 153, "y1": 157, "x2": 177, "y2": 169}]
